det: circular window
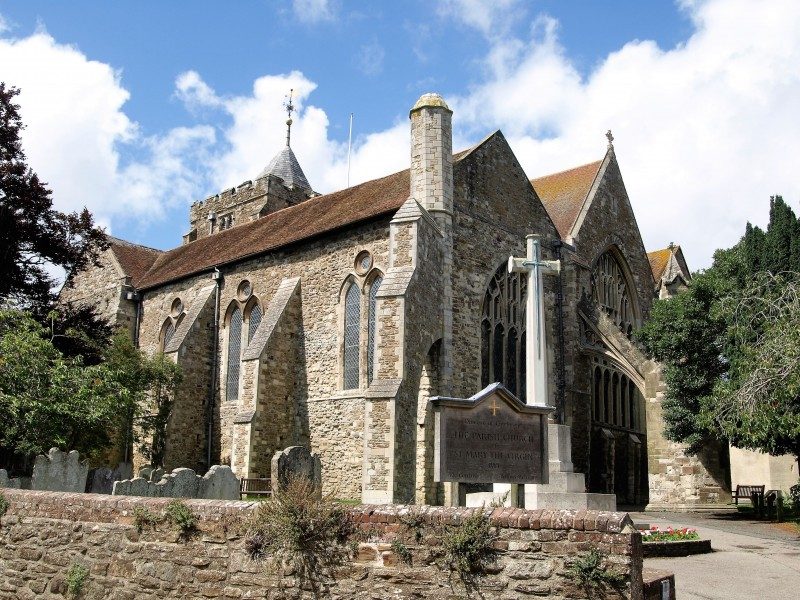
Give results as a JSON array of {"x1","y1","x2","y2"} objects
[
  {"x1": 355, "y1": 251, "x2": 373, "y2": 275},
  {"x1": 170, "y1": 298, "x2": 183, "y2": 318},
  {"x1": 237, "y1": 280, "x2": 252, "y2": 302}
]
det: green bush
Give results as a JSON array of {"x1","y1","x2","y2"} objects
[
  {"x1": 164, "y1": 499, "x2": 197, "y2": 537},
  {"x1": 132, "y1": 505, "x2": 160, "y2": 533},
  {"x1": 66, "y1": 563, "x2": 89, "y2": 598},
  {"x1": 245, "y1": 476, "x2": 353, "y2": 592},
  {"x1": 390, "y1": 539, "x2": 413, "y2": 565},
  {"x1": 567, "y1": 549, "x2": 625, "y2": 590},
  {"x1": 440, "y1": 510, "x2": 497, "y2": 579},
  {"x1": 789, "y1": 482, "x2": 800, "y2": 511}
]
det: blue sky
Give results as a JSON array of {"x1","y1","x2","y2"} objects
[{"x1": 1, "y1": 0, "x2": 798, "y2": 270}]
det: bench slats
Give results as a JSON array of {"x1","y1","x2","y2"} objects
[{"x1": 240, "y1": 477, "x2": 272, "y2": 498}]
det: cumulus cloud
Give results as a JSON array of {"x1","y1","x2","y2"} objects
[
  {"x1": 437, "y1": 0, "x2": 524, "y2": 37},
  {"x1": 292, "y1": 0, "x2": 336, "y2": 24},
  {"x1": 444, "y1": 0, "x2": 800, "y2": 268},
  {"x1": 356, "y1": 38, "x2": 385, "y2": 76},
  {"x1": 0, "y1": 28, "x2": 215, "y2": 234}
]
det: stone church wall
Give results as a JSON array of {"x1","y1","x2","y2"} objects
[
  {"x1": 450, "y1": 134, "x2": 561, "y2": 402},
  {"x1": 137, "y1": 219, "x2": 391, "y2": 499}
]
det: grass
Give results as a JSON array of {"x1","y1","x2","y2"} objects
[{"x1": 66, "y1": 563, "x2": 89, "y2": 598}]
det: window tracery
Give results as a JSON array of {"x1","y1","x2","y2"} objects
[
  {"x1": 591, "y1": 250, "x2": 637, "y2": 336},
  {"x1": 590, "y1": 360, "x2": 642, "y2": 431},
  {"x1": 480, "y1": 263, "x2": 527, "y2": 400},
  {"x1": 226, "y1": 306, "x2": 242, "y2": 402}
]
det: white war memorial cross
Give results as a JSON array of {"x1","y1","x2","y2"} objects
[{"x1": 507, "y1": 235, "x2": 616, "y2": 510}]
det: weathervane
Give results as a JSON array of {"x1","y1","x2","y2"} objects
[
  {"x1": 606, "y1": 129, "x2": 614, "y2": 150},
  {"x1": 284, "y1": 89, "x2": 295, "y2": 147}
]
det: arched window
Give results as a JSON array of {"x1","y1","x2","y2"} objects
[
  {"x1": 247, "y1": 302, "x2": 262, "y2": 343},
  {"x1": 591, "y1": 249, "x2": 637, "y2": 336},
  {"x1": 367, "y1": 275, "x2": 383, "y2": 385},
  {"x1": 343, "y1": 283, "x2": 360, "y2": 390},
  {"x1": 480, "y1": 263, "x2": 527, "y2": 400},
  {"x1": 163, "y1": 321, "x2": 175, "y2": 349},
  {"x1": 226, "y1": 306, "x2": 242, "y2": 402}
]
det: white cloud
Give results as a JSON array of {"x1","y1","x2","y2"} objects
[
  {"x1": 356, "y1": 39, "x2": 385, "y2": 76},
  {"x1": 174, "y1": 70, "x2": 223, "y2": 111},
  {"x1": 0, "y1": 14, "x2": 11, "y2": 34},
  {"x1": 292, "y1": 0, "x2": 336, "y2": 24},
  {"x1": 437, "y1": 0, "x2": 523, "y2": 37},
  {"x1": 0, "y1": 29, "x2": 215, "y2": 235},
  {"x1": 446, "y1": 0, "x2": 800, "y2": 268}
]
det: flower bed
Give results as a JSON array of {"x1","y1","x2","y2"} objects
[{"x1": 641, "y1": 526, "x2": 711, "y2": 558}]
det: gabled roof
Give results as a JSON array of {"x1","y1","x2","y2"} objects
[
  {"x1": 137, "y1": 148, "x2": 474, "y2": 290},
  {"x1": 530, "y1": 160, "x2": 603, "y2": 239},
  {"x1": 258, "y1": 146, "x2": 312, "y2": 192},
  {"x1": 647, "y1": 248, "x2": 673, "y2": 282},
  {"x1": 647, "y1": 245, "x2": 691, "y2": 284},
  {"x1": 108, "y1": 237, "x2": 162, "y2": 288}
]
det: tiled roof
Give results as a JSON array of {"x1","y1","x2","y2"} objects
[
  {"x1": 137, "y1": 148, "x2": 473, "y2": 290},
  {"x1": 258, "y1": 146, "x2": 312, "y2": 192},
  {"x1": 647, "y1": 247, "x2": 673, "y2": 282},
  {"x1": 108, "y1": 237, "x2": 162, "y2": 288},
  {"x1": 531, "y1": 160, "x2": 603, "y2": 238}
]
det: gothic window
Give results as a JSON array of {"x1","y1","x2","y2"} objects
[
  {"x1": 161, "y1": 320, "x2": 176, "y2": 350},
  {"x1": 226, "y1": 306, "x2": 242, "y2": 402},
  {"x1": 590, "y1": 362, "x2": 643, "y2": 431},
  {"x1": 480, "y1": 263, "x2": 527, "y2": 400},
  {"x1": 159, "y1": 297, "x2": 185, "y2": 351},
  {"x1": 343, "y1": 283, "x2": 360, "y2": 389},
  {"x1": 367, "y1": 275, "x2": 383, "y2": 384},
  {"x1": 591, "y1": 250, "x2": 637, "y2": 336},
  {"x1": 247, "y1": 302, "x2": 262, "y2": 344}
]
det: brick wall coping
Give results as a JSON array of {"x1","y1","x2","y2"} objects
[{"x1": 0, "y1": 488, "x2": 633, "y2": 533}]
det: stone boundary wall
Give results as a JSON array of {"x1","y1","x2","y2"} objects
[{"x1": 0, "y1": 489, "x2": 644, "y2": 599}]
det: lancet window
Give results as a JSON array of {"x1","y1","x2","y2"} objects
[
  {"x1": 367, "y1": 275, "x2": 383, "y2": 385},
  {"x1": 226, "y1": 306, "x2": 242, "y2": 402},
  {"x1": 159, "y1": 297, "x2": 185, "y2": 351},
  {"x1": 591, "y1": 250, "x2": 637, "y2": 336},
  {"x1": 480, "y1": 263, "x2": 527, "y2": 400},
  {"x1": 591, "y1": 362, "x2": 641, "y2": 431},
  {"x1": 224, "y1": 280, "x2": 262, "y2": 402},
  {"x1": 343, "y1": 283, "x2": 361, "y2": 389}
]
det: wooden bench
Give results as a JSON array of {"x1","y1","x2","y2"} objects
[
  {"x1": 733, "y1": 484, "x2": 765, "y2": 505},
  {"x1": 240, "y1": 478, "x2": 272, "y2": 499}
]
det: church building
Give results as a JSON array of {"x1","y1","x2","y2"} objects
[{"x1": 62, "y1": 93, "x2": 731, "y2": 509}]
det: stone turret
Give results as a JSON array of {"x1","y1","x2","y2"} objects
[{"x1": 409, "y1": 93, "x2": 453, "y2": 221}]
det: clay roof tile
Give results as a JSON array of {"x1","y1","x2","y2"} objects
[{"x1": 530, "y1": 160, "x2": 603, "y2": 239}]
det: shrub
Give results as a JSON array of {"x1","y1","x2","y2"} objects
[
  {"x1": 440, "y1": 510, "x2": 497, "y2": 580},
  {"x1": 66, "y1": 563, "x2": 89, "y2": 598},
  {"x1": 0, "y1": 492, "x2": 9, "y2": 520},
  {"x1": 132, "y1": 505, "x2": 160, "y2": 533},
  {"x1": 789, "y1": 482, "x2": 800, "y2": 511},
  {"x1": 245, "y1": 476, "x2": 353, "y2": 592},
  {"x1": 399, "y1": 507, "x2": 426, "y2": 543},
  {"x1": 391, "y1": 539, "x2": 413, "y2": 565},
  {"x1": 164, "y1": 499, "x2": 197, "y2": 537},
  {"x1": 567, "y1": 549, "x2": 625, "y2": 590}
]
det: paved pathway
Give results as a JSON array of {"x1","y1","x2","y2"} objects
[{"x1": 630, "y1": 512, "x2": 800, "y2": 600}]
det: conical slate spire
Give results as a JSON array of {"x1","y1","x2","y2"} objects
[{"x1": 258, "y1": 145, "x2": 312, "y2": 192}]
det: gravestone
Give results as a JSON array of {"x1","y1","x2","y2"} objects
[
  {"x1": 432, "y1": 383, "x2": 552, "y2": 486},
  {"x1": 112, "y1": 465, "x2": 240, "y2": 500},
  {"x1": 271, "y1": 446, "x2": 322, "y2": 496},
  {"x1": 31, "y1": 448, "x2": 88, "y2": 493},
  {"x1": 0, "y1": 469, "x2": 21, "y2": 489},
  {"x1": 88, "y1": 462, "x2": 133, "y2": 495}
]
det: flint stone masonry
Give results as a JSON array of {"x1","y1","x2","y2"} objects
[
  {"x1": 30, "y1": 448, "x2": 88, "y2": 493},
  {"x1": 0, "y1": 489, "x2": 645, "y2": 599},
  {"x1": 271, "y1": 446, "x2": 322, "y2": 495},
  {"x1": 112, "y1": 465, "x2": 240, "y2": 500}
]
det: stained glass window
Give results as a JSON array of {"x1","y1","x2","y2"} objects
[
  {"x1": 343, "y1": 283, "x2": 360, "y2": 389},
  {"x1": 226, "y1": 307, "x2": 242, "y2": 402},
  {"x1": 248, "y1": 303, "x2": 262, "y2": 343},
  {"x1": 368, "y1": 276, "x2": 382, "y2": 384}
]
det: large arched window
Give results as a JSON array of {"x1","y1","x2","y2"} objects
[
  {"x1": 226, "y1": 306, "x2": 242, "y2": 402},
  {"x1": 591, "y1": 250, "x2": 637, "y2": 336},
  {"x1": 367, "y1": 275, "x2": 383, "y2": 385},
  {"x1": 590, "y1": 361, "x2": 642, "y2": 431},
  {"x1": 480, "y1": 263, "x2": 527, "y2": 400},
  {"x1": 343, "y1": 283, "x2": 361, "y2": 389}
]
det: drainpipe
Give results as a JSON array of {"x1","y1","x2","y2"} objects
[
  {"x1": 552, "y1": 240, "x2": 567, "y2": 425},
  {"x1": 125, "y1": 287, "x2": 142, "y2": 464},
  {"x1": 206, "y1": 268, "x2": 222, "y2": 468}
]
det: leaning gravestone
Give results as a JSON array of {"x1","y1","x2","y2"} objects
[
  {"x1": 0, "y1": 469, "x2": 21, "y2": 489},
  {"x1": 271, "y1": 446, "x2": 322, "y2": 497},
  {"x1": 112, "y1": 465, "x2": 240, "y2": 500},
  {"x1": 31, "y1": 448, "x2": 88, "y2": 493}
]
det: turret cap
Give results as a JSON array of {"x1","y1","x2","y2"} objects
[{"x1": 410, "y1": 92, "x2": 452, "y2": 114}]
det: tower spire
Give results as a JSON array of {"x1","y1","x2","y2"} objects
[{"x1": 284, "y1": 89, "x2": 295, "y2": 147}]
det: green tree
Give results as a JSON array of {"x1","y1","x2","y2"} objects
[
  {"x1": 638, "y1": 196, "x2": 800, "y2": 463},
  {"x1": 0, "y1": 83, "x2": 108, "y2": 309}
]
